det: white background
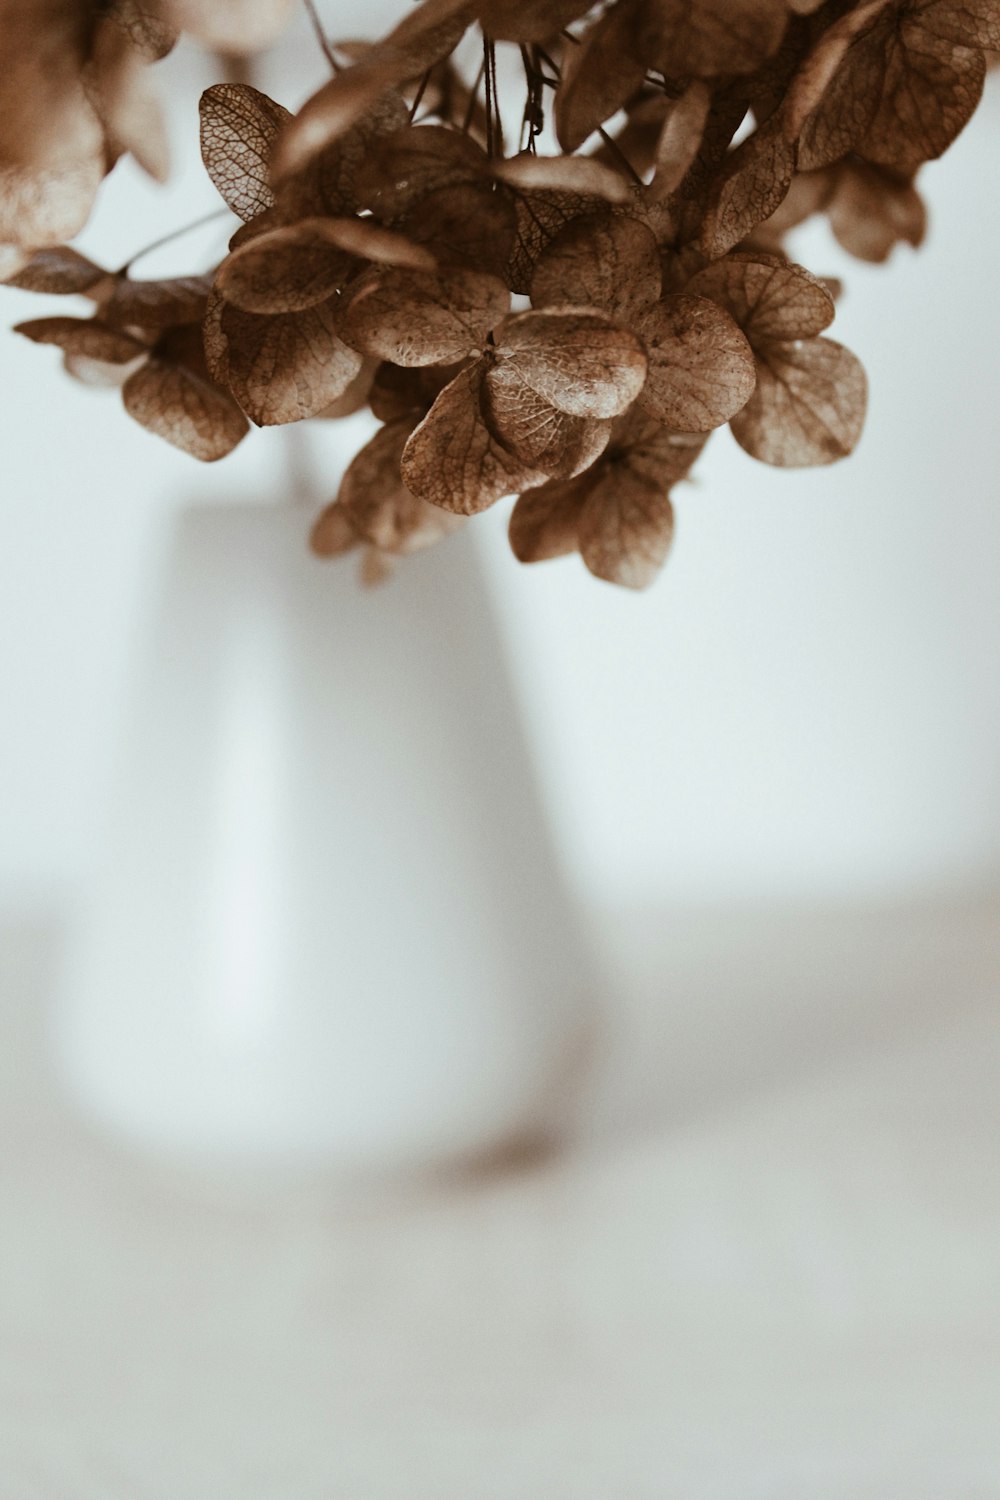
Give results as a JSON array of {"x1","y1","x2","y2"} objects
[{"x1": 2, "y1": 29, "x2": 1000, "y2": 911}]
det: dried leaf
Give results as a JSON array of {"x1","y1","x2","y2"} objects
[
  {"x1": 369, "y1": 360, "x2": 460, "y2": 422},
  {"x1": 85, "y1": 10, "x2": 170, "y2": 182},
  {"x1": 337, "y1": 418, "x2": 465, "y2": 552},
  {"x1": 531, "y1": 213, "x2": 661, "y2": 325},
  {"x1": 216, "y1": 222, "x2": 357, "y2": 314},
  {"x1": 730, "y1": 336, "x2": 867, "y2": 466},
  {"x1": 0, "y1": 245, "x2": 30, "y2": 280},
  {"x1": 279, "y1": 89, "x2": 410, "y2": 222},
  {"x1": 483, "y1": 359, "x2": 611, "y2": 476},
  {"x1": 636, "y1": 294, "x2": 756, "y2": 431},
  {"x1": 339, "y1": 266, "x2": 509, "y2": 365},
  {"x1": 122, "y1": 357, "x2": 249, "y2": 460},
  {"x1": 781, "y1": 0, "x2": 893, "y2": 141},
  {"x1": 554, "y1": 1, "x2": 648, "y2": 152},
  {"x1": 687, "y1": 255, "x2": 835, "y2": 346},
  {"x1": 14, "y1": 315, "x2": 148, "y2": 362},
  {"x1": 496, "y1": 308, "x2": 647, "y2": 419},
  {"x1": 494, "y1": 153, "x2": 631, "y2": 204},
  {"x1": 220, "y1": 298, "x2": 364, "y2": 425},
  {"x1": 400, "y1": 361, "x2": 548, "y2": 514},
  {"x1": 917, "y1": 0, "x2": 1000, "y2": 49},
  {"x1": 199, "y1": 83, "x2": 291, "y2": 222},
  {"x1": 4, "y1": 245, "x2": 106, "y2": 294}
]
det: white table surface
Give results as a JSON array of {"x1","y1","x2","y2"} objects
[{"x1": 2, "y1": 895, "x2": 999, "y2": 1498}]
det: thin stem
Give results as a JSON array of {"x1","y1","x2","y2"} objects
[
  {"x1": 597, "y1": 126, "x2": 644, "y2": 186},
  {"x1": 303, "y1": 0, "x2": 341, "y2": 73},
  {"x1": 116, "y1": 209, "x2": 232, "y2": 276},
  {"x1": 461, "y1": 57, "x2": 486, "y2": 134},
  {"x1": 409, "y1": 67, "x2": 433, "y2": 122}
]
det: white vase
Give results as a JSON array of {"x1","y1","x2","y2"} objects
[{"x1": 54, "y1": 502, "x2": 595, "y2": 1180}]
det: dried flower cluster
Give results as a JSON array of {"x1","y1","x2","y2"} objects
[{"x1": 4, "y1": 0, "x2": 998, "y2": 587}]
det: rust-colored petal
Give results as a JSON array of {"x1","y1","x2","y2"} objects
[
  {"x1": 687, "y1": 254, "x2": 835, "y2": 346},
  {"x1": 400, "y1": 360, "x2": 548, "y2": 514},
  {"x1": 531, "y1": 213, "x2": 661, "y2": 325},
  {"x1": 102, "y1": 275, "x2": 213, "y2": 332},
  {"x1": 483, "y1": 359, "x2": 610, "y2": 476},
  {"x1": 730, "y1": 335, "x2": 867, "y2": 467},
  {"x1": 636, "y1": 294, "x2": 756, "y2": 432},
  {"x1": 199, "y1": 83, "x2": 291, "y2": 222},
  {"x1": 14, "y1": 315, "x2": 148, "y2": 362},
  {"x1": 577, "y1": 467, "x2": 676, "y2": 590},
  {"x1": 554, "y1": 0, "x2": 648, "y2": 152},
  {"x1": 4, "y1": 245, "x2": 106, "y2": 294},
  {"x1": 826, "y1": 160, "x2": 926, "y2": 263},
  {"x1": 497, "y1": 308, "x2": 647, "y2": 419},
  {"x1": 476, "y1": 0, "x2": 592, "y2": 42},
  {"x1": 339, "y1": 265, "x2": 509, "y2": 365},
  {"x1": 216, "y1": 223, "x2": 356, "y2": 315},
  {"x1": 337, "y1": 418, "x2": 465, "y2": 553},
  {"x1": 862, "y1": 12, "x2": 985, "y2": 173},
  {"x1": 508, "y1": 475, "x2": 593, "y2": 562},
  {"x1": 122, "y1": 358, "x2": 249, "y2": 461},
  {"x1": 221, "y1": 298, "x2": 364, "y2": 425},
  {"x1": 493, "y1": 153, "x2": 631, "y2": 205}
]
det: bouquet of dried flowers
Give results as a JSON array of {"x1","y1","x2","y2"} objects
[{"x1": 3, "y1": 0, "x2": 996, "y2": 587}]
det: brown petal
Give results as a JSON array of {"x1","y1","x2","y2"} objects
[
  {"x1": 400, "y1": 361, "x2": 548, "y2": 514},
  {"x1": 308, "y1": 217, "x2": 437, "y2": 270},
  {"x1": 14, "y1": 315, "x2": 148, "y2": 362},
  {"x1": 554, "y1": 1, "x2": 648, "y2": 152},
  {"x1": 221, "y1": 298, "x2": 364, "y2": 425},
  {"x1": 339, "y1": 266, "x2": 509, "y2": 365},
  {"x1": 636, "y1": 294, "x2": 756, "y2": 431},
  {"x1": 781, "y1": 0, "x2": 893, "y2": 141},
  {"x1": 4, "y1": 245, "x2": 105, "y2": 294},
  {"x1": 352, "y1": 122, "x2": 487, "y2": 218},
  {"x1": 398, "y1": 181, "x2": 517, "y2": 279},
  {"x1": 530, "y1": 213, "x2": 661, "y2": 325},
  {"x1": 730, "y1": 336, "x2": 867, "y2": 467},
  {"x1": 476, "y1": 0, "x2": 592, "y2": 42},
  {"x1": 203, "y1": 286, "x2": 230, "y2": 385},
  {"x1": 310, "y1": 501, "x2": 360, "y2": 557},
  {"x1": 697, "y1": 112, "x2": 796, "y2": 258},
  {"x1": 199, "y1": 83, "x2": 291, "y2": 222},
  {"x1": 577, "y1": 468, "x2": 676, "y2": 590},
  {"x1": 337, "y1": 418, "x2": 465, "y2": 553},
  {"x1": 368, "y1": 360, "x2": 460, "y2": 422},
  {"x1": 122, "y1": 358, "x2": 249, "y2": 461},
  {"x1": 826, "y1": 161, "x2": 926, "y2": 263},
  {"x1": 646, "y1": 80, "x2": 712, "y2": 201},
  {"x1": 0, "y1": 245, "x2": 29, "y2": 280},
  {"x1": 483, "y1": 359, "x2": 610, "y2": 476},
  {"x1": 508, "y1": 477, "x2": 591, "y2": 562},
  {"x1": 216, "y1": 223, "x2": 356, "y2": 314},
  {"x1": 797, "y1": 16, "x2": 889, "y2": 171},
  {"x1": 86, "y1": 10, "x2": 170, "y2": 182},
  {"x1": 505, "y1": 185, "x2": 604, "y2": 293},
  {"x1": 917, "y1": 0, "x2": 1000, "y2": 49},
  {"x1": 648, "y1": 0, "x2": 790, "y2": 78},
  {"x1": 278, "y1": 89, "x2": 410, "y2": 222},
  {"x1": 102, "y1": 275, "x2": 214, "y2": 331},
  {"x1": 497, "y1": 308, "x2": 647, "y2": 419},
  {"x1": 273, "y1": 0, "x2": 474, "y2": 179},
  {"x1": 493, "y1": 153, "x2": 631, "y2": 205},
  {"x1": 687, "y1": 255, "x2": 835, "y2": 346},
  {"x1": 862, "y1": 14, "x2": 984, "y2": 174}
]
